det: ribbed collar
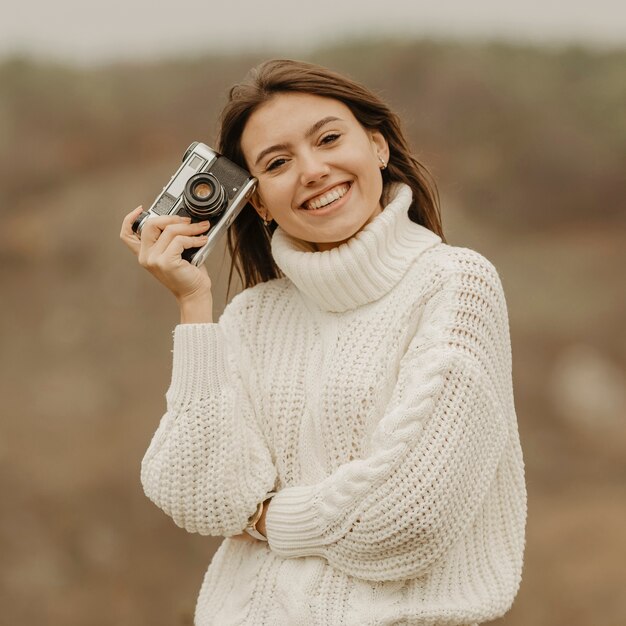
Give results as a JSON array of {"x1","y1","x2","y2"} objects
[{"x1": 270, "y1": 183, "x2": 442, "y2": 313}]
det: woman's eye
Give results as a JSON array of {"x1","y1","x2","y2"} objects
[
  {"x1": 266, "y1": 158, "x2": 287, "y2": 172},
  {"x1": 320, "y1": 133, "x2": 341, "y2": 145}
]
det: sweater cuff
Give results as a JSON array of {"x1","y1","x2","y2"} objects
[
  {"x1": 167, "y1": 323, "x2": 230, "y2": 406},
  {"x1": 265, "y1": 484, "x2": 329, "y2": 558}
]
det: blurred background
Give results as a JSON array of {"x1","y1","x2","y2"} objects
[{"x1": 1, "y1": 1, "x2": 625, "y2": 624}]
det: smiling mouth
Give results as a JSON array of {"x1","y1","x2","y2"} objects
[{"x1": 302, "y1": 183, "x2": 351, "y2": 210}]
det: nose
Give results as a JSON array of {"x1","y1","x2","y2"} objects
[{"x1": 298, "y1": 151, "x2": 330, "y2": 186}]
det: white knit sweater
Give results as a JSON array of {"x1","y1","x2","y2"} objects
[{"x1": 141, "y1": 183, "x2": 527, "y2": 626}]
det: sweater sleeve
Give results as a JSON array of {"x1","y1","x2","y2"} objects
[
  {"x1": 265, "y1": 253, "x2": 515, "y2": 581},
  {"x1": 140, "y1": 316, "x2": 277, "y2": 537}
]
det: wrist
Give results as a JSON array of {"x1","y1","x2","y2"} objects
[
  {"x1": 245, "y1": 492, "x2": 276, "y2": 541},
  {"x1": 178, "y1": 291, "x2": 213, "y2": 324},
  {"x1": 257, "y1": 498, "x2": 270, "y2": 538}
]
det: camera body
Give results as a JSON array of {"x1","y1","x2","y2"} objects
[{"x1": 132, "y1": 142, "x2": 257, "y2": 266}]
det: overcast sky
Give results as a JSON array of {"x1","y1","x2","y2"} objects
[{"x1": 3, "y1": 0, "x2": 625, "y2": 65}]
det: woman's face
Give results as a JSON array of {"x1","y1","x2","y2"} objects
[{"x1": 240, "y1": 92, "x2": 389, "y2": 251}]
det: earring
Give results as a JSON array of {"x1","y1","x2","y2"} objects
[
  {"x1": 378, "y1": 156, "x2": 387, "y2": 170},
  {"x1": 262, "y1": 212, "x2": 272, "y2": 226}
]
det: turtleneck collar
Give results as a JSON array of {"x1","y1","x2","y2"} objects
[{"x1": 270, "y1": 183, "x2": 442, "y2": 313}]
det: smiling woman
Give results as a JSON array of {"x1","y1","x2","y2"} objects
[
  {"x1": 240, "y1": 93, "x2": 389, "y2": 250},
  {"x1": 121, "y1": 59, "x2": 527, "y2": 626},
  {"x1": 218, "y1": 59, "x2": 445, "y2": 287}
]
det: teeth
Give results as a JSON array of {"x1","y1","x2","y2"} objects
[{"x1": 304, "y1": 184, "x2": 349, "y2": 210}]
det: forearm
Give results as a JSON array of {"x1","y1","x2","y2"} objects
[
  {"x1": 265, "y1": 353, "x2": 508, "y2": 580},
  {"x1": 141, "y1": 323, "x2": 277, "y2": 536}
]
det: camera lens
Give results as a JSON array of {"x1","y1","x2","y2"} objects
[
  {"x1": 183, "y1": 173, "x2": 227, "y2": 217},
  {"x1": 192, "y1": 182, "x2": 213, "y2": 200}
]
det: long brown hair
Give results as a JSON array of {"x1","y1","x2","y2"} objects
[{"x1": 217, "y1": 59, "x2": 444, "y2": 292}]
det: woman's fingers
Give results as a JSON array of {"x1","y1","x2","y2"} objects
[
  {"x1": 120, "y1": 208, "x2": 187, "y2": 256},
  {"x1": 120, "y1": 207, "x2": 213, "y2": 301},
  {"x1": 149, "y1": 234, "x2": 209, "y2": 270},
  {"x1": 147, "y1": 220, "x2": 210, "y2": 260},
  {"x1": 119, "y1": 205, "x2": 145, "y2": 256},
  {"x1": 138, "y1": 220, "x2": 209, "y2": 269},
  {"x1": 138, "y1": 214, "x2": 191, "y2": 246}
]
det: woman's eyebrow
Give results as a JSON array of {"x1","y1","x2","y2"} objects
[
  {"x1": 254, "y1": 116, "x2": 343, "y2": 166},
  {"x1": 305, "y1": 116, "x2": 342, "y2": 139}
]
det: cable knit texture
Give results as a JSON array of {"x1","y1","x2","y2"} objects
[{"x1": 141, "y1": 183, "x2": 527, "y2": 625}]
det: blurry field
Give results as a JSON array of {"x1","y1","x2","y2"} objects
[{"x1": 0, "y1": 41, "x2": 625, "y2": 625}]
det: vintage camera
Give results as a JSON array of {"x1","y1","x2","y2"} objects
[{"x1": 132, "y1": 142, "x2": 257, "y2": 266}]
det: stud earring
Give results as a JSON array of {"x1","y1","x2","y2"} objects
[
  {"x1": 262, "y1": 213, "x2": 272, "y2": 226},
  {"x1": 378, "y1": 156, "x2": 387, "y2": 170}
]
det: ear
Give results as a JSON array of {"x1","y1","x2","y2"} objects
[
  {"x1": 249, "y1": 191, "x2": 262, "y2": 213},
  {"x1": 249, "y1": 189, "x2": 273, "y2": 223},
  {"x1": 369, "y1": 130, "x2": 389, "y2": 165}
]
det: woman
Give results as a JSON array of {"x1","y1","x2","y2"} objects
[{"x1": 121, "y1": 59, "x2": 526, "y2": 625}]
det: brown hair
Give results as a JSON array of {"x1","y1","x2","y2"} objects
[{"x1": 217, "y1": 59, "x2": 444, "y2": 292}]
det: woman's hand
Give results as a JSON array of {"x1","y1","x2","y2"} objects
[
  {"x1": 231, "y1": 498, "x2": 270, "y2": 543},
  {"x1": 120, "y1": 206, "x2": 214, "y2": 322}
]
